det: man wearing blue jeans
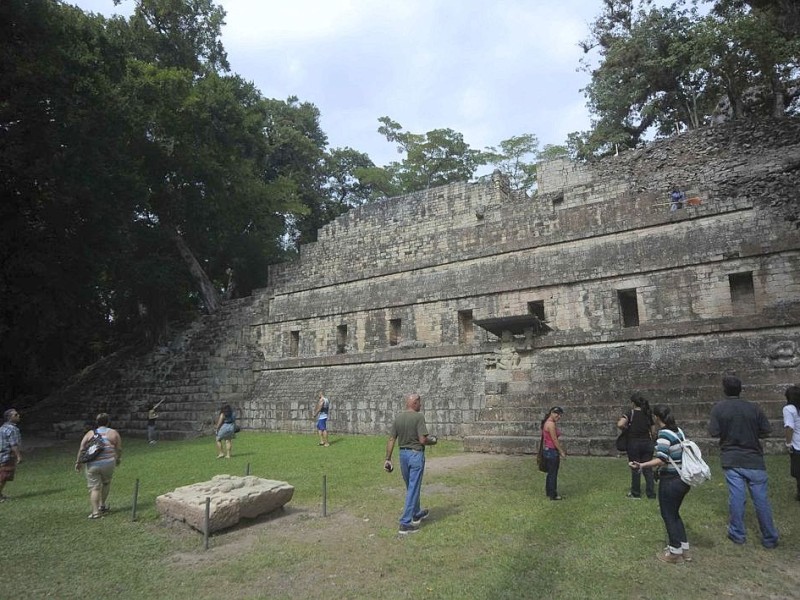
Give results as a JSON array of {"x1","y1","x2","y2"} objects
[
  {"x1": 708, "y1": 375, "x2": 779, "y2": 548},
  {"x1": 384, "y1": 393, "x2": 437, "y2": 535}
]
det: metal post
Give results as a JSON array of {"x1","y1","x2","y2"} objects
[
  {"x1": 203, "y1": 497, "x2": 211, "y2": 550},
  {"x1": 131, "y1": 478, "x2": 140, "y2": 521},
  {"x1": 322, "y1": 474, "x2": 327, "y2": 517},
  {"x1": 245, "y1": 462, "x2": 251, "y2": 476}
]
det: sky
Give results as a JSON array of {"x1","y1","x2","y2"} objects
[{"x1": 68, "y1": 0, "x2": 600, "y2": 169}]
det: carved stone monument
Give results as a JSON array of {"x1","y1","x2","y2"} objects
[{"x1": 156, "y1": 475, "x2": 294, "y2": 533}]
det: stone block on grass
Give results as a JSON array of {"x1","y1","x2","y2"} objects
[{"x1": 156, "y1": 475, "x2": 294, "y2": 533}]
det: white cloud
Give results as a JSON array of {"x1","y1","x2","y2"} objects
[{"x1": 71, "y1": 0, "x2": 598, "y2": 167}]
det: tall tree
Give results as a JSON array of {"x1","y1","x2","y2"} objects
[
  {"x1": 361, "y1": 117, "x2": 486, "y2": 195},
  {"x1": 483, "y1": 134, "x2": 540, "y2": 193}
]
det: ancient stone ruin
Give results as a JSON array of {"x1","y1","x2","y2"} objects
[
  {"x1": 40, "y1": 118, "x2": 800, "y2": 454},
  {"x1": 156, "y1": 475, "x2": 294, "y2": 533}
]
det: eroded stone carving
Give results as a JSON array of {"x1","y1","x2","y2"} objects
[
  {"x1": 766, "y1": 341, "x2": 800, "y2": 368},
  {"x1": 156, "y1": 475, "x2": 294, "y2": 533}
]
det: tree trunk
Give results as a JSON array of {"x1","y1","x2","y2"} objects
[{"x1": 168, "y1": 229, "x2": 221, "y2": 314}]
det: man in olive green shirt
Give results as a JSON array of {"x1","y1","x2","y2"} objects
[{"x1": 384, "y1": 393, "x2": 437, "y2": 534}]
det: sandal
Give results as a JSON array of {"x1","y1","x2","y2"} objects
[
  {"x1": 217, "y1": 454, "x2": 225, "y2": 459},
  {"x1": 88, "y1": 513, "x2": 102, "y2": 519}
]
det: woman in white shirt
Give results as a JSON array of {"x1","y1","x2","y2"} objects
[{"x1": 783, "y1": 385, "x2": 800, "y2": 501}]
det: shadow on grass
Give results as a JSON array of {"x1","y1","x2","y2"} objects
[{"x1": 9, "y1": 487, "x2": 65, "y2": 500}]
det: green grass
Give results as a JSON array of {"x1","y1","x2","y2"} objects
[{"x1": 2, "y1": 433, "x2": 799, "y2": 599}]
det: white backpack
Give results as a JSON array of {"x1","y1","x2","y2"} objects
[{"x1": 667, "y1": 428, "x2": 711, "y2": 486}]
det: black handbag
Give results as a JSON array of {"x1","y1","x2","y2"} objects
[
  {"x1": 615, "y1": 411, "x2": 632, "y2": 452},
  {"x1": 536, "y1": 434, "x2": 547, "y2": 472}
]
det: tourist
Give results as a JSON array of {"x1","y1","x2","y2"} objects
[
  {"x1": 708, "y1": 375, "x2": 779, "y2": 548},
  {"x1": 312, "y1": 390, "x2": 331, "y2": 446},
  {"x1": 384, "y1": 393, "x2": 437, "y2": 534},
  {"x1": 541, "y1": 406, "x2": 566, "y2": 500},
  {"x1": 75, "y1": 413, "x2": 121, "y2": 519},
  {"x1": 215, "y1": 404, "x2": 236, "y2": 459},
  {"x1": 669, "y1": 187, "x2": 685, "y2": 211},
  {"x1": 617, "y1": 393, "x2": 656, "y2": 499},
  {"x1": 147, "y1": 401, "x2": 160, "y2": 445},
  {"x1": 0, "y1": 408, "x2": 22, "y2": 501},
  {"x1": 629, "y1": 404, "x2": 692, "y2": 563},
  {"x1": 783, "y1": 385, "x2": 800, "y2": 501}
]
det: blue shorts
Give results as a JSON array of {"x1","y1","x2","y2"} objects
[
  {"x1": 316, "y1": 418, "x2": 328, "y2": 431},
  {"x1": 216, "y1": 423, "x2": 235, "y2": 441}
]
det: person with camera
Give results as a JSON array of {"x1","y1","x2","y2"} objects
[
  {"x1": 384, "y1": 393, "x2": 437, "y2": 534},
  {"x1": 629, "y1": 404, "x2": 692, "y2": 564}
]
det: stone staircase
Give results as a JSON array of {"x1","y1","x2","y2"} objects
[{"x1": 28, "y1": 295, "x2": 259, "y2": 440}]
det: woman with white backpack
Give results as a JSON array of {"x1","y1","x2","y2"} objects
[{"x1": 628, "y1": 404, "x2": 692, "y2": 564}]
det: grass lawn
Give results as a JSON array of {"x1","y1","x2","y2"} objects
[{"x1": 2, "y1": 432, "x2": 799, "y2": 599}]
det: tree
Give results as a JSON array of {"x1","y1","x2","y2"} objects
[
  {"x1": 323, "y1": 147, "x2": 376, "y2": 209},
  {"x1": 1, "y1": 0, "x2": 146, "y2": 401},
  {"x1": 580, "y1": 1, "x2": 703, "y2": 155},
  {"x1": 483, "y1": 134, "x2": 540, "y2": 193},
  {"x1": 370, "y1": 117, "x2": 487, "y2": 194},
  {"x1": 0, "y1": 0, "x2": 334, "y2": 405},
  {"x1": 699, "y1": 1, "x2": 800, "y2": 119}
]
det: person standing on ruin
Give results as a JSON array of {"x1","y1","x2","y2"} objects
[
  {"x1": 669, "y1": 187, "x2": 685, "y2": 211},
  {"x1": 782, "y1": 384, "x2": 800, "y2": 501},
  {"x1": 541, "y1": 406, "x2": 566, "y2": 500},
  {"x1": 313, "y1": 390, "x2": 331, "y2": 447},
  {"x1": 708, "y1": 375, "x2": 779, "y2": 548},
  {"x1": 384, "y1": 393, "x2": 437, "y2": 534},
  {"x1": 0, "y1": 408, "x2": 22, "y2": 501},
  {"x1": 75, "y1": 413, "x2": 121, "y2": 519}
]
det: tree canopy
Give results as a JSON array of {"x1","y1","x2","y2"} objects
[
  {"x1": 0, "y1": 0, "x2": 340, "y2": 405},
  {"x1": 574, "y1": 0, "x2": 799, "y2": 158}
]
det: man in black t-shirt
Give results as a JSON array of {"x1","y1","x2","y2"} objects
[{"x1": 708, "y1": 375, "x2": 779, "y2": 548}]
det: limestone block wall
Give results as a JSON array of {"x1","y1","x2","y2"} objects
[
  {"x1": 36, "y1": 118, "x2": 800, "y2": 456},
  {"x1": 243, "y1": 354, "x2": 486, "y2": 437}
]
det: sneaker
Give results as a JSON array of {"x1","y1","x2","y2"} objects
[
  {"x1": 398, "y1": 523, "x2": 420, "y2": 535},
  {"x1": 99, "y1": 505, "x2": 110, "y2": 514},
  {"x1": 412, "y1": 509, "x2": 429, "y2": 525},
  {"x1": 149, "y1": 440, "x2": 156, "y2": 445},
  {"x1": 626, "y1": 492, "x2": 641, "y2": 499},
  {"x1": 657, "y1": 548, "x2": 683, "y2": 564},
  {"x1": 549, "y1": 495, "x2": 563, "y2": 501}
]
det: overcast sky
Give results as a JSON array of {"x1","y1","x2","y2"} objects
[{"x1": 69, "y1": 0, "x2": 599, "y2": 168}]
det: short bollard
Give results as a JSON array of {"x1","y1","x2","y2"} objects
[
  {"x1": 245, "y1": 462, "x2": 251, "y2": 476},
  {"x1": 131, "y1": 478, "x2": 140, "y2": 521},
  {"x1": 322, "y1": 474, "x2": 327, "y2": 517},
  {"x1": 203, "y1": 496, "x2": 211, "y2": 550}
]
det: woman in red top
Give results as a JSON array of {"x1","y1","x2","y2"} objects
[{"x1": 541, "y1": 406, "x2": 566, "y2": 500}]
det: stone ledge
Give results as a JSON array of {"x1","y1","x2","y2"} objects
[{"x1": 156, "y1": 475, "x2": 294, "y2": 533}]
